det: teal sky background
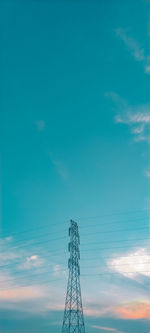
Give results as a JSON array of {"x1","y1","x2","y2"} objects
[{"x1": 1, "y1": 0, "x2": 150, "y2": 332}]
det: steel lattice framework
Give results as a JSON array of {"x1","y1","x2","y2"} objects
[{"x1": 62, "y1": 220, "x2": 85, "y2": 333}]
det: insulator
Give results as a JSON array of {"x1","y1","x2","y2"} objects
[
  {"x1": 78, "y1": 266, "x2": 80, "y2": 276},
  {"x1": 69, "y1": 227, "x2": 71, "y2": 236},
  {"x1": 78, "y1": 235, "x2": 80, "y2": 244},
  {"x1": 68, "y1": 242, "x2": 71, "y2": 252}
]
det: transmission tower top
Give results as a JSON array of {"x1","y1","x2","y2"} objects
[{"x1": 62, "y1": 220, "x2": 85, "y2": 333}]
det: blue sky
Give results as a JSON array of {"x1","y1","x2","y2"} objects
[{"x1": 0, "y1": 0, "x2": 150, "y2": 332}]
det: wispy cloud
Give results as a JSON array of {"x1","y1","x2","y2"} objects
[
  {"x1": 35, "y1": 120, "x2": 46, "y2": 131},
  {"x1": 91, "y1": 325, "x2": 124, "y2": 333},
  {"x1": 50, "y1": 155, "x2": 68, "y2": 180},
  {"x1": 52, "y1": 159, "x2": 68, "y2": 179},
  {"x1": 115, "y1": 107, "x2": 150, "y2": 144},
  {"x1": 106, "y1": 92, "x2": 150, "y2": 144},
  {"x1": 105, "y1": 92, "x2": 127, "y2": 109},
  {"x1": 116, "y1": 28, "x2": 150, "y2": 74},
  {"x1": 116, "y1": 28, "x2": 145, "y2": 61}
]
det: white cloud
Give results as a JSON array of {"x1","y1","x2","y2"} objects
[
  {"x1": 131, "y1": 124, "x2": 145, "y2": 134},
  {"x1": 116, "y1": 111, "x2": 150, "y2": 125},
  {"x1": 118, "y1": 113, "x2": 150, "y2": 143},
  {"x1": 19, "y1": 255, "x2": 45, "y2": 270},
  {"x1": 108, "y1": 247, "x2": 150, "y2": 279},
  {"x1": 115, "y1": 109, "x2": 150, "y2": 143},
  {"x1": 35, "y1": 120, "x2": 45, "y2": 131},
  {"x1": 116, "y1": 28, "x2": 150, "y2": 74}
]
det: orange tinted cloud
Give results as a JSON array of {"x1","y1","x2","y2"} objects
[
  {"x1": 115, "y1": 301, "x2": 150, "y2": 319},
  {"x1": 1, "y1": 286, "x2": 45, "y2": 301}
]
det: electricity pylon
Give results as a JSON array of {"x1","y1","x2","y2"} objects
[{"x1": 62, "y1": 220, "x2": 85, "y2": 333}]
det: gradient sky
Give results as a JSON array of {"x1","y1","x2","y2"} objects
[{"x1": 1, "y1": 0, "x2": 150, "y2": 332}]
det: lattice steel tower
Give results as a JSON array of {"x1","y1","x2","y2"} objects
[{"x1": 62, "y1": 220, "x2": 85, "y2": 333}]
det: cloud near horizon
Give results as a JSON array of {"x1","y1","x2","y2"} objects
[
  {"x1": 1, "y1": 285, "x2": 46, "y2": 302},
  {"x1": 1, "y1": 237, "x2": 150, "y2": 322},
  {"x1": 115, "y1": 300, "x2": 150, "y2": 319},
  {"x1": 0, "y1": 237, "x2": 65, "y2": 313}
]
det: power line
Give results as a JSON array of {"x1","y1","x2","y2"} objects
[
  {"x1": 80, "y1": 251, "x2": 150, "y2": 261},
  {"x1": 1, "y1": 224, "x2": 149, "y2": 253},
  {"x1": 4, "y1": 236, "x2": 67, "y2": 251},
  {"x1": 83, "y1": 225, "x2": 149, "y2": 237},
  {"x1": 82, "y1": 271, "x2": 150, "y2": 277},
  {"x1": 6, "y1": 214, "x2": 149, "y2": 239},
  {"x1": 77, "y1": 208, "x2": 149, "y2": 220},
  {"x1": 79, "y1": 216, "x2": 148, "y2": 229},
  {"x1": 8, "y1": 233, "x2": 150, "y2": 253},
  {"x1": 1, "y1": 241, "x2": 149, "y2": 269},
  {"x1": 1, "y1": 236, "x2": 150, "y2": 269},
  {"x1": 81, "y1": 236, "x2": 150, "y2": 247},
  {"x1": 0, "y1": 276, "x2": 66, "y2": 291},
  {"x1": 2, "y1": 259, "x2": 150, "y2": 282},
  {"x1": 2, "y1": 208, "x2": 149, "y2": 237},
  {"x1": 82, "y1": 261, "x2": 150, "y2": 270},
  {"x1": 1, "y1": 266, "x2": 150, "y2": 290}
]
